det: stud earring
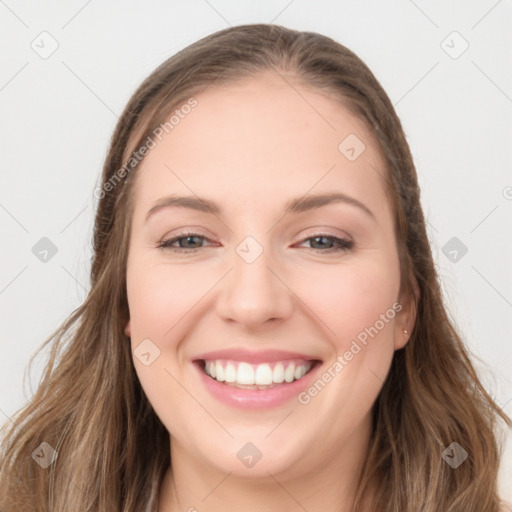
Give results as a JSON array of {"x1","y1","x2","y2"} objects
[{"x1": 403, "y1": 329, "x2": 408, "y2": 334}]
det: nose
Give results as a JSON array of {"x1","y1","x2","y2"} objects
[{"x1": 215, "y1": 242, "x2": 294, "y2": 331}]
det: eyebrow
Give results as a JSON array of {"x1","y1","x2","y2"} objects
[{"x1": 145, "y1": 192, "x2": 375, "y2": 222}]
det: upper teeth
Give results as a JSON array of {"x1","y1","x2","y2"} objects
[{"x1": 204, "y1": 359, "x2": 313, "y2": 386}]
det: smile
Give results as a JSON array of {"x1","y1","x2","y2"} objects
[{"x1": 201, "y1": 359, "x2": 316, "y2": 390}]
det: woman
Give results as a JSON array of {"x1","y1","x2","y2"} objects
[{"x1": 1, "y1": 23, "x2": 510, "y2": 511}]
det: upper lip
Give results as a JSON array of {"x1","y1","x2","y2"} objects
[{"x1": 193, "y1": 348, "x2": 321, "y2": 364}]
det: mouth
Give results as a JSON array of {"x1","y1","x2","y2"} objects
[{"x1": 196, "y1": 358, "x2": 322, "y2": 390}]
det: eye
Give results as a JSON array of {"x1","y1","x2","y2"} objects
[
  {"x1": 157, "y1": 232, "x2": 354, "y2": 254},
  {"x1": 296, "y1": 234, "x2": 354, "y2": 253},
  {"x1": 158, "y1": 233, "x2": 212, "y2": 253}
]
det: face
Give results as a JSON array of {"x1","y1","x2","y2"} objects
[{"x1": 124, "y1": 71, "x2": 416, "y2": 480}]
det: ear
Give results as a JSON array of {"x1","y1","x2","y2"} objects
[
  {"x1": 124, "y1": 320, "x2": 131, "y2": 338},
  {"x1": 394, "y1": 279, "x2": 420, "y2": 350}
]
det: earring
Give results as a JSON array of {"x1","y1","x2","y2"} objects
[{"x1": 403, "y1": 329, "x2": 408, "y2": 334}]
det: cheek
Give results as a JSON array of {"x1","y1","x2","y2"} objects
[
  {"x1": 126, "y1": 260, "x2": 206, "y2": 430},
  {"x1": 299, "y1": 258, "x2": 401, "y2": 349},
  {"x1": 126, "y1": 259, "x2": 210, "y2": 343},
  {"x1": 293, "y1": 259, "x2": 400, "y2": 437}
]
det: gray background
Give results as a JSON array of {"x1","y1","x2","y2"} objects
[{"x1": 1, "y1": 0, "x2": 511, "y2": 500}]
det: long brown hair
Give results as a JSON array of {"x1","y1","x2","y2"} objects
[{"x1": 1, "y1": 23, "x2": 509, "y2": 511}]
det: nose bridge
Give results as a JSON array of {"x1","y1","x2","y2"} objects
[{"x1": 216, "y1": 235, "x2": 293, "y2": 328}]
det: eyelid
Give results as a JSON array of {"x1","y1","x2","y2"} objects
[
  {"x1": 157, "y1": 226, "x2": 213, "y2": 243},
  {"x1": 158, "y1": 230, "x2": 354, "y2": 254},
  {"x1": 296, "y1": 226, "x2": 352, "y2": 242},
  {"x1": 293, "y1": 233, "x2": 354, "y2": 252},
  {"x1": 158, "y1": 231, "x2": 215, "y2": 250}
]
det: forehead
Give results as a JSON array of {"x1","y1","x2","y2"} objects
[{"x1": 132, "y1": 71, "x2": 391, "y2": 221}]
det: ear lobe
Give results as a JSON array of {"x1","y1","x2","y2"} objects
[
  {"x1": 394, "y1": 280, "x2": 420, "y2": 350},
  {"x1": 124, "y1": 320, "x2": 131, "y2": 338}
]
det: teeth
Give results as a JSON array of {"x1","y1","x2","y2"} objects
[
  {"x1": 224, "y1": 363, "x2": 236, "y2": 383},
  {"x1": 284, "y1": 364, "x2": 295, "y2": 383},
  {"x1": 203, "y1": 359, "x2": 314, "y2": 387},
  {"x1": 255, "y1": 364, "x2": 273, "y2": 385},
  {"x1": 272, "y1": 363, "x2": 285, "y2": 383},
  {"x1": 294, "y1": 365, "x2": 306, "y2": 380},
  {"x1": 237, "y1": 362, "x2": 254, "y2": 385},
  {"x1": 216, "y1": 362, "x2": 225, "y2": 382}
]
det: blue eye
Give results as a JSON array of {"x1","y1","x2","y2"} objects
[
  {"x1": 298, "y1": 235, "x2": 354, "y2": 252},
  {"x1": 158, "y1": 233, "x2": 209, "y2": 252},
  {"x1": 157, "y1": 233, "x2": 354, "y2": 253}
]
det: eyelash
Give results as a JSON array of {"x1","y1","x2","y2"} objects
[{"x1": 157, "y1": 232, "x2": 354, "y2": 254}]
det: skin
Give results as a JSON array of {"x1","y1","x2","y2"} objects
[{"x1": 124, "y1": 70, "x2": 417, "y2": 512}]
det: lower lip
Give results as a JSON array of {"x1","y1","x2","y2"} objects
[{"x1": 194, "y1": 361, "x2": 322, "y2": 409}]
